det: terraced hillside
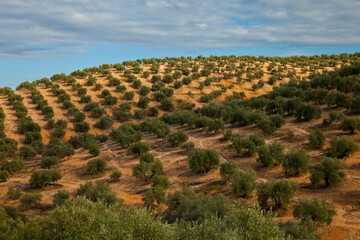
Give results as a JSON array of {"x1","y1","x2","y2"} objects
[{"x1": 1, "y1": 53, "x2": 360, "y2": 240}]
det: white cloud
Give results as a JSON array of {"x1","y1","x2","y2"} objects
[{"x1": 0, "y1": 0, "x2": 359, "y2": 58}]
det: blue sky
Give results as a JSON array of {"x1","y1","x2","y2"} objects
[{"x1": 0, "y1": 0, "x2": 359, "y2": 89}]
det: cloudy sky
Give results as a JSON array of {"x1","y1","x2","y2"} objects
[{"x1": 1, "y1": 0, "x2": 360, "y2": 88}]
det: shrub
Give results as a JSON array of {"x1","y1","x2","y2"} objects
[
  {"x1": 134, "y1": 110, "x2": 146, "y2": 119},
  {"x1": 222, "y1": 130, "x2": 233, "y2": 141},
  {"x1": 137, "y1": 97, "x2": 150, "y2": 109},
  {"x1": 94, "y1": 115, "x2": 114, "y2": 129},
  {"x1": 1, "y1": 156, "x2": 24, "y2": 174},
  {"x1": 42, "y1": 142, "x2": 75, "y2": 159},
  {"x1": 91, "y1": 107, "x2": 106, "y2": 118},
  {"x1": 293, "y1": 198, "x2": 336, "y2": 225},
  {"x1": 310, "y1": 157, "x2": 345, "y2": 188},
  {"x1": 329, "y1": 136, "x2": 358, "y2": 158},
  {"x1": 257, "y1": 179, "x2": 298, "y2": 209},
  {"x1": 188, "y1": 148, "x2": 220, "y2": 173},
  {"x1": 181, "y1": 141, "x2": 195, "y2": 152},
  {"x1": 308, "y1": 130, "x2": 325, "y2": 149},
  {"x1": 40, "y1": 156, "x2": 59, "y2": 169},
  {"x1": 77, "y1": 180, "x2": 117, "y2": 205},
  {"x1": 161, "y1": 98, "x2": 175, "y2": 111},
  {"x1": 127, "y1": 141, "x2": 150, "y2": 157},
  {"x1": 74, "y1": 122, "x2": 90, "y2": 133},
  {"x1": 339, "y1": 117, "x2": 360, "y2": 134},
  {"x1": 295, "y1": 103, "x2": 321, "y2": 121},
  {"x1": 151, "y1": 159, "x2": 164, "y2": 175},
  {"x1": 53, "y1": 190, "x2": 70, "y2": 206},
  {"x1": 20, "y1": 192, "x2": 42, "y2": 209},
  {"x1": 140, "y1": 86, "x2": 151, "y2": 96},
  {"x1": 52, "y1": 127, "x2": 66, "y2": 139},
  {"x1": 283, "y1": 150, "x2": 310, "y2": 177},
  {"x1": 84, "y1": 141, "x2": 100, "y2": 157},
  {"x1": 231, "y1": 169, "x2": 257, "y2": 198},
  {"x1": 101, "y1": 89, "x2": 111, "y2": 97},
  {"x1": 0, "y1": 170, "x2": 10, "y2": 182},
  {"x1": 257, "y1": 143, "x2": 285, "y2": 167},
  {"x1": 74, "y1": 111, "x2": 86, "y2": 122},
  {"x1": 280, "y1": 218, "x2": 318, "y2": 240},
  {"x1": 113, "y1": 109, "x2": 132, "y2": 122},
  {"x1": 110, "y1": 170, "x2": 122, "y2": 181},
  {"x1": 102, "y1": 95, "x2": 118, "y2": 106},
  {"x1": 20, "y1": 145, "x2": 37, "y2": 159},
  {"x1": 29, "y1": 168, "x2": 62, "y2": 188},
  {"x1": 232, "y1": 136, "x2": 257, "y2": 157},
  {"x1": 24, "y1": 131, "x2": 42, "y2": 144},
  {"x1": 140, "y1": 152, "x2": 155, "y2": 163},
  {"x1": 132, "y1": 162, "x2": 151, "y2": 181},
  {"x1": 124, "y1": 91, "x2": 135, "y2": 100},
  {"x1": 147, "y1": 107, "x2": 159, "y2": 117},
  {"x1": 220, "y1": 160, "x2": 239, "y2": 182},
  {"x1": 167, "y1": 130, "x2": 188, "y2": 146},
  {"x1": 86, "y1": 158, "x2": 106, "y2": 175},
  {"x1": 151, "y1": 175, "x2": 170, "y2": 189},
  {"x1": 7, "y1": 186, "x2": 22, "y2": 200}
]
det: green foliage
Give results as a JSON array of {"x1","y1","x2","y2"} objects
[
  {"x1": 127, "y1": 141, "x2": 150, "y2": 157},
  {"x1": 124, "y1": 91, "x2": 135, "y2": 100},
  {"x1": 94, "y1": 115, "x2": 114, "y2": 129},
  {"x1": 53, "y1": 190, "x2": 70, "y2": 206},
  {"x1": 293, "y1": 198, "x2": 336, "y2": 225},
  {"x1": 161, "y1": 98, "x2": 175, "y2": 111},
  {"x1": 188, "y1": 148, "x2": 220, "y2": 173},
  {"x1": 137, "y1": 96, "x2": 150, "y2": 109},
  {"x1": 40, "y1": 156, "x2": 59, "y2": 169},
  {"x1": 151, "y1": 174, "x2": 170, "y2": 189},
  {"x1": 110, "y1": 124, "x2": 143, "y2": 148},
  {"x1": 257, "y1": 179, "x2": 298, "y2": 209},
  {"x1": 295, "y1": 103, "x2": 321, "y2": 121},
  {"x1": 220, "y1": 160, "x2": 239, "y2": 182},
  {"x1": 132, "y1": 162, "x2": 151, "y2": 181},
  {"x1": 140, "y1": 119, "x2": 171, "y2": 138},
  {"x1": 42, "y1": 142, "x2": 75, "y2": 159},
  {"x1": 140, "y1": 152, "x2": 155, "y2": 163},
  {"x1": 7, "y1": 186, "x2": 22, "y2": 200},
  {"x1": 283, "y1": 150, "x2": 310, "y2": 177},
  {"x1": 77, "y1": 180, "x2": 118, "y2": 205},
  {"x1": 140, "y1": 86, "x2": 151, "y2": 96},
  {"x1": 339, "y1": 117, "x2": 360, "y2": 134},
  {"x1": 74, "y1": 122, "x2": 90, "y2": 132},
  {"x1": 86, "y1": 158, "x2": 106, "y2": 175},
  {"x1": 74, "y1": 111, "x2": 86, "y2": 122},
  {"x1": 1, "y1": 156, "x2": 24, "y2": 174},
  {"x1": 20, "y1": 145, "x2": 37, "y2": 159},
  {"x1": 20, "y1": 192, "x2": 42, "y2": 209},
  {"x1": 110, "y1": 169, "x2": 122, "y2": 181},
  {"x1": 231, "y1": 169, "x2": 257, "y2": 198},
  {"x1": 310, "y1": 157, "x2": 345, "y2": 188},
  {"x1": 231, "y1": 135, "x2": 259, "y2": 157},
  {"x1": 29, "y1": 168, "x2": 62, "y2": 188},
  {"x1": 134, "y1": 109, "x2": 146, "y2": 119},
  {"x1": 329, "y1": 136, "x2": 358, "y2": 158},
  {"x1": 257, "y1": 142, "x2": 285, "y2": 167},
  {"x1": 308, "y1": 129, "x2": 325, "y2": 149},
  {"x1": 167, "y1": 130, "x2": 188, "y2": 146},
  {"x1": 151, "y1": 159, "x2": 164, "y2": 175},
  {"x1": 148, "y1": 106, "x2": 159, "y2": 117},
  {"x1": 0, "y1": 170, "x2": 10, "y2": 182},
  {"x1": 280, "y1": 218, "x2": 319, "y2": 240}
]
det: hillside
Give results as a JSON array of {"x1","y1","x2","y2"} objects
[{"x1": 1, "y1": 53, "x2": 360, "y2": 239}]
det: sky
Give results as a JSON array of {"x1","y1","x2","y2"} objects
[{"x1": 0, "y1": 0, "x2": 360, "y2": 89}]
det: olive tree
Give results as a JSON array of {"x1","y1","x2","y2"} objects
[{"x1": 188, "y1": 148, "x2": 220, "y2": 173}]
